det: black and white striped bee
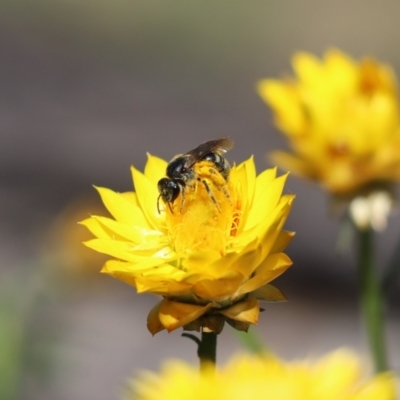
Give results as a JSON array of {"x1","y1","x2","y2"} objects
[{"x1": 157, "y1": 137, "x2": 234, "y2": 213}]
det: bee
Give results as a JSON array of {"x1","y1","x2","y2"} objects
[{"x1": 157, "y1": 137, "x2": 234, "y2": 213}]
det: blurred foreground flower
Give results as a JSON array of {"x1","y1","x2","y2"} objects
[
  {"x1": 82, "y1": 152, "x2": 294, "y2": 335},
  {"x1": 258, "y1": 49, "x2": 400, "y2": 230},
  {"x1": 128, "y1": 349, "x2": 397, "y2": 400}
]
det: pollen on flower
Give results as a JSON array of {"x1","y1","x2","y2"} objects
[
  {"x1": 230, "y1": 209, "x2": 241, "y2": 237},
  {"x1": 164, "y1": 162, "x2": 235, "y2": 258}
]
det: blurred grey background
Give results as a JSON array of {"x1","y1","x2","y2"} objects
[{"x1": 1, "y1": 1, "x2": 400, "y2": 399}]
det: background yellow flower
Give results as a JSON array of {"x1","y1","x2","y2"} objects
[
  {"x1": 128, "y1": 349, "x2": 396, "y2": 400},
  {"x1": 258, "y1": 49, "x2": 400, "y2": 195},
  {"x1": 82, "y1": 154, "x2": 294, "y2": 334}
]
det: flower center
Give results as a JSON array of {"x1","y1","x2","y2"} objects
[
  {"x1": 327, "y1": 140, "x2": 350, "y2": 158},
  {"x1": 165, "y1": 161, "x2": 235, "y2": 258}
]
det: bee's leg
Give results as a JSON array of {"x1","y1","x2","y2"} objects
[
  {"x1": 187, "y1": 181, "x2": 197, "y2": 195},
  {"x1": 220, "y1": 184, "x2": 231, "y2": 202},
  {"x1": 201, "y1": 179, "x2": 221, "y2": 212},
  {"x1": 179, "y1": 189, "x2": 186, "y2": 213},
  {"x1": 157, "y1": 195, "x2": 175, "y2": 214},
  {"x1": 208, "y1": 167, "x2": 231, "y2": 202}
]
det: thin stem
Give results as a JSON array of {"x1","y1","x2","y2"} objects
[
  {"x1": 357, "y1": 227, "x2": 387, "y2": 372},
  {"x1": 382, "y1": 234, "x2": 400, "y2": 295},
  {"x1": 198, "y1": 330, "x2": 217, "y2": 373},
  {"x1": 234, "y1": 327, "x2": 267, "y2": 355}
]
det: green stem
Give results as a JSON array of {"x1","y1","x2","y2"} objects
[
  {"x1": 357, "y1": 227, "x2": 387, "y2": 372},
  {"x1": 198, "y1": 330, "x2": 217, "y2": 373},
  {"x1": 382, "y1": 234, "x2": 400, "y2": 295},
  {"x1": 234, "y1": 327, "x2": 267, "y2": 355}
]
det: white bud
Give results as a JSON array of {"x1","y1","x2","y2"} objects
[{"x1": 349, "y1": 191, "x2": 393, "y2": 231}]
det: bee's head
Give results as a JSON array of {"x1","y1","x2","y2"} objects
[{"x1": 158, "y1": 178, "x2": 181, "y2": 202}]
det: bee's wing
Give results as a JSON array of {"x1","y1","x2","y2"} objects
[{"x1": 184, "y1": 137, "x2": 234, "y2": 168}]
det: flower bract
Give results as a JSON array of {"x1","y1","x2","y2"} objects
[
  {"x1": 127, "y1": 349, "x2": 397, "y2": 400},
  {"x1": 81, "y1": 153, "x2": 294, "y2": 334}
]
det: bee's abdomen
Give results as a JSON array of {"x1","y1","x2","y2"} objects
[{"x1": 202, "y1": 152, "x2": 230, "y2": 180}]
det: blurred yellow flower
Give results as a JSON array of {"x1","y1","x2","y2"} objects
[
  {"x1": 41, "y1": 196, "x2": 108, "y2": 279},
  {"x1": 128, "y1": 349, "x2": 397, "y2": 400},
  {"x1": 81, "y1": 154, "x2": 294, "y2": 334},
  {"x1": 258, "y1": 49, "x2": 400, "y2": 196}
]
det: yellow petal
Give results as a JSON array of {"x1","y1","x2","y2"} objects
[
  {"x1": 324, "y1": 49, "x2": 358, "y2": 91},
  {"x1": 239, "y1": 195, "x2": 294, "y2": 261},
  {"x1": 313, "y1": 349, "x2": 362, "y2": 395},
  {"x1": 229, "y1": 158, "x2": 258, "y2": 236},
  {"x1": 119, "y1": 191, "x2": 139, "y2": 205},
  {"x1": 256, "y1": 196, "x2": 295, "y2": 260},
  {"x1": 219, "y1": 297, "x2": 259, "y2": 324},
  {"x1": 147, "y1": 301, "x2": 165, "y2": 335},
  {"x1": 100, "y1": 259, "x2": 185, "y2": 288},
  {"x1": 80, "y1": 217, "x2": 118, "y2": 240},
  {"x1": 91, "y1": 215, "x2": 166, "y2": 246},
  {"x1": 101, "y1": 260, "x2": 138, "y2": 287},
  {"x1": 270, "y1": 230, "x2": 295, "y2": 254},
  {"x1": 250, "y1": 283, "x2": 287, "y2": 302},
  {"x1": 144, "y1": 154, "x2": 168, "y2": 186},
  {"x1": 353, "y1": 373, "x2": 396, "y2": 400},
  {"x1": 84, "y1": 238, "x2": 166, "y2": 264},
  {"x1": 94, "y1": 186, "x2": 149, "y2": 227},
  {"x1": 228, "y1": 241, "x2": 262, "y2": 278},
  {"x1": 258, "y1": 79, "x2": 305, "y2": 135},
  {"x1": 255, "y1": 166, "x2": 277, "y2": 188},
  {"x1": 225, "y1": 319, "x2": 250, "y2": 332},
  {"x1": 236, "y1": 253, "x2": 292, "y2": 295},
  {"x1": 102, "y1": 258, "x2": 177, "y2": 275},
  {"x1": 245, "y1": 173, "x2": 289, "y2": 231},
  {"x1": 269, "y1": 150, "x2": 315, "y2": 178},
  {"x1": 159, "y1": 300, "x2": 212, "y2": 332},
  {"x1": 181, "y1": 250, "x2": 223, "y2": 275},
  {"x1": 135, "y1": 277, "x2": 192, "y2": 295},
  {"x1": 239, "y1": 156, "x2": 256, "y2": 204},
  {"x1": 193, "y1": 271, "x2": 244, "y2": 300},
  {"x1": 292, "y1": 51, "x2": 323, "y2": 86},
  {"x1": 92, "y1": 216, "x2": 170, "y2": 255},
  {"x1": 131, "y1": 166, "x2": 164, "y2": 230},
  {"x1": 186, "y1": 250, "x2": 244, "y2": 279}
]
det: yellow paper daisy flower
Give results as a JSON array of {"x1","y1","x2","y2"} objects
[
  {"x1": 127, "y1": 349, "x2": 397, "y2": 400},
  {"x1": 258, "y1": 49, "x2": 400, "y2": 197},
  {"x1": 81, "y1": 146, "x2": 294, "y2": 334}
]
